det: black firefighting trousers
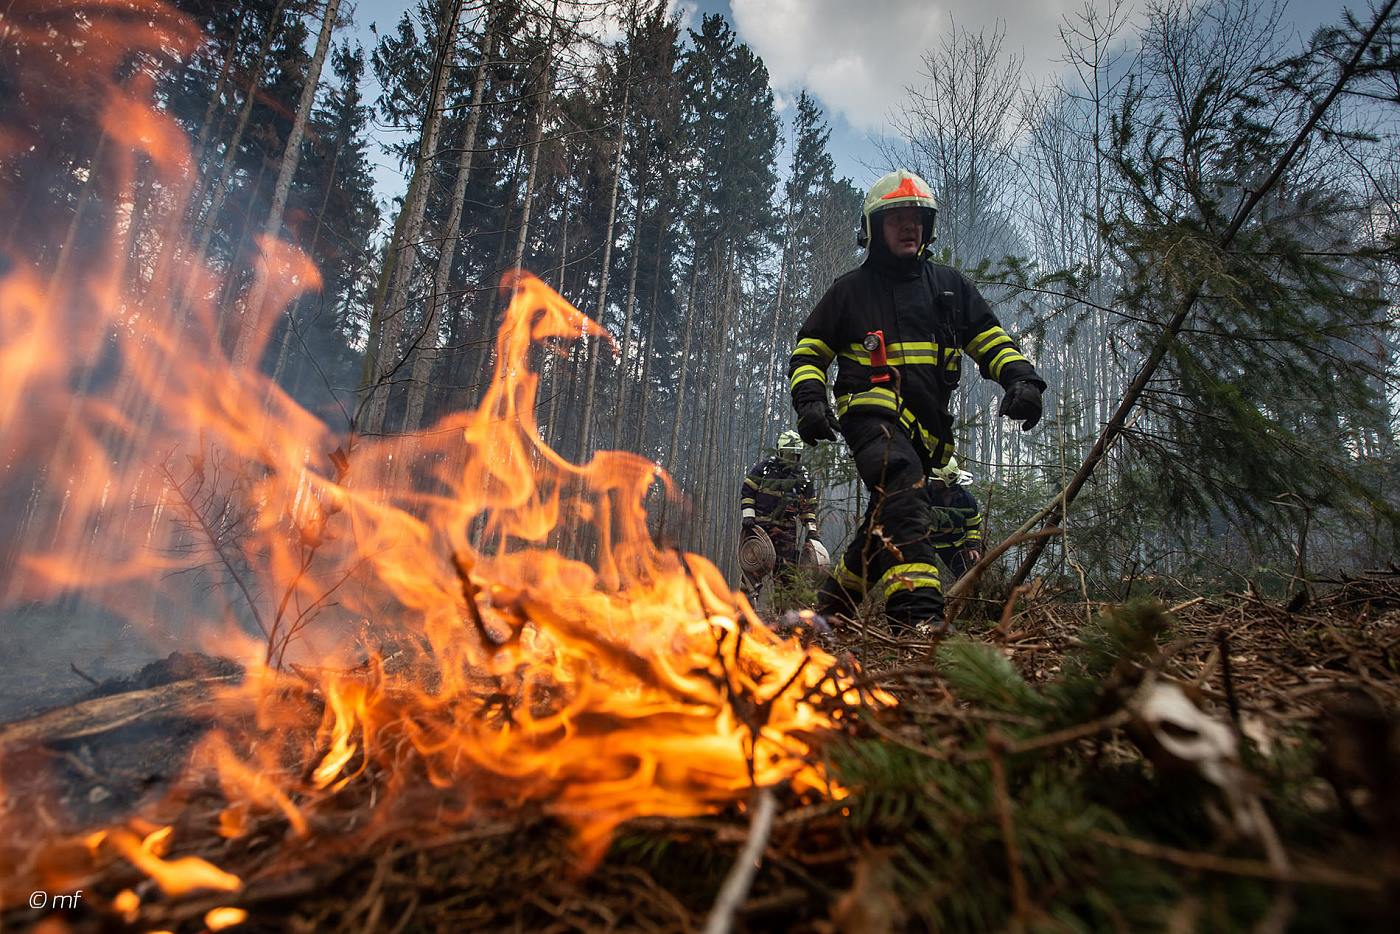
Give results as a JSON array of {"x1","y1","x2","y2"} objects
[{"x1": 815, "y1": 414, "x2": 943, "y2": 628}]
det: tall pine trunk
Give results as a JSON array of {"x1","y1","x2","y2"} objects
[
  {"x1": 575, "y1": 69, "x2": 631, "y2": 461},
  {"x1": 358, "y1": 0, "x2": 467, "y2": 435},
  {"x1": 610, "y1": 169, "x2": 648, "y2": 450},
  {"x1": 758, "y1": 198, "x2": 792, "y2": 445},
  {"x1": 469, "y1": 2, "x2": 559, "y2": 406},
  {"x1": 186, "y1": 0, "x2": 287, "y2": 278},
  {"x1": 234, "y1": 0, "x2": 343, "y2": 369},
  {"x1": 632, "y1": 220, "x2": 668, "y2": 455},
  {"x1": 401, "y1": 1, "x2": 500, "y2": 433},
  {"x1": 664, "y1": 255, "x2": 702, "y2": 473}
]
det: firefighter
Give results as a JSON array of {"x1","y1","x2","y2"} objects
[
  {"x1": 788, "y1": 169, "x2": 1045, "y2": 631},
  {"x1": 739, "y1": 430, "x2": 826, "y2": 595},
  {"x1": 928, "y1": 457, "x2": 983, "y2": 582}
]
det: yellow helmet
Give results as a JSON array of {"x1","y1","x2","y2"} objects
[{"x1": 858, "y1": 169, "x2": 938, "y2": 249}]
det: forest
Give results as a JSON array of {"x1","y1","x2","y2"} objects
[
  {"x1": 1, "y1": 0, "x2": 1398, "y2": 930},
  {"x1": 3, "y1": 0, "x2": 1395, "y2": 585}
]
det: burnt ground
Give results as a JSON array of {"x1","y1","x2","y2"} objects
[{"x1": 1, "y1": 573, "x2": 1397, "y2": 932}]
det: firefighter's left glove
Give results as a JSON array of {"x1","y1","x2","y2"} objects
[
  {"x1": 998, "y1": 380, "x2": 1043, "y2": 431},
  {"x1": 796, "y1": 401, "x2": 840, "y2": 445},
  {"x1": 742, "y1": 516, "x2": 757, "y2": 531}
]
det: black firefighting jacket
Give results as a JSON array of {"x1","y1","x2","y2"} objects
[
  {"x1": 788, "y1": 254, "x2": 1045, "y2": 469},
  {"x1": 929, "y1": 482, "x2": 983, "y2": 550},
  {"x1": 740, "y1": 457, "x2": 818, "y2": 543}
]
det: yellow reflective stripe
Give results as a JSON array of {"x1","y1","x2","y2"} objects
[
  {"x1": 973, "y1": 334, "x2": 1012, "y2": 358},
  {"x1": 743, "y1": 477, "x2": 759, "y2": 489},
  {"x1": 794, "y1": 337, "x2": 835, "y2": 362},
  {"x1": 839, "y1": 341, "x2": 954, "y2": 367},
  {"x1": 988, "y1": 347, "x2": 1029, "y2": 381},
  {"x1": 834, "y1": 387, "x2": 899, "y2": 415},
  {"x1": 836, "y1": 390, "x2": 943, "y2": 455},
  {"x1": 967, "y1": 326, "x2": 1009, "y2": 357},
  {"x1": 790, "y1": 364, "x2": 828, "y2": 392},
  {"x1": 834, "y1": 559, "x2": 866, "y2": 592},
  {"x1": 878, "y1": 562, "x2": 942, "y2": 600}
]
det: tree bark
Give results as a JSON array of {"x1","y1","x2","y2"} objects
[
  {"x1": 468, "y1": 4, "x2": 560, "y2": 407},
  {"x1": 610, "y1": 165, "x2": 649, "y2": 450},
  {"x1": 234, "y1": 0, "x2": 343, "y2": 370},
  {"x1": 186, "y1": 0, "x2": 287, "y2": 277},
  {"x1": 632, "y1": 217, "x2": 668, "y2": 455},
  {"x1": 358, "y1": 0, "x2": 468, "y2": 435},
  {"x1": 664, "y1": 255, "x2": 702, "y2": 473},
  {"x1": 188, "y1": 9, "x2": 250, "y2": 214},
  {"x1": 575, "y1": 64, "x2": 632, "y2": 461},
  {"x1": 401, "y1": 1, "x2": 501, "y2": 433},
  {"x1": 758, "y1": 198, "x2": 792, "y2": 445}
]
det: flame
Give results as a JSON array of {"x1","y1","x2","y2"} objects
[
  {"x1": 0, "y1": 0, "x2": 892, "y2": 917},
  {"x1": 205, "y1": 907, "x2": 248, "y2": 930}
]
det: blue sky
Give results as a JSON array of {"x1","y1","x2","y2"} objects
[{"x1": 346, "y1": 0, "x2": 1358, "y2": 210}]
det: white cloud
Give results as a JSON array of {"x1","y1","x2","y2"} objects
[
  {"x1": 668, "y1": 0, "x2": 701, "y2": 32},
  {"x1": 730, "y1": 0, "x2": 1085, "y2": 133}
]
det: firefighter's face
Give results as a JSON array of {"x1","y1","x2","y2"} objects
[{"x1": 881, "y1": 207, "x2": 923, "y2": 258}]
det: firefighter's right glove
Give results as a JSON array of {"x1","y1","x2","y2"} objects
[
  {"x1": 998, "y1": 380, "x2": 1043, "y2": 431},
  {"x1": 742, "y1": 516, "x2": 757, "y2": 531},
  {"x1": 796, "y1": 401, "x2": 840, "y2": 445}
]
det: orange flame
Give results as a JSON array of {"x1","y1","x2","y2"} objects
[{"x1": 0, "y1": 0, "x2": 892, "y2": 914}]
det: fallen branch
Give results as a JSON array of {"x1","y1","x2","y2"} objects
[{"x1": 0, "y1": 676, "x2": 239, "y2": 748}]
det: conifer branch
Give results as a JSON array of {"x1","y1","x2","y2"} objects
[{"x1": 1006, "y1": 0, "x2": 1400, "y2": 589}]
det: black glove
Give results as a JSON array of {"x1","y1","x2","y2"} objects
[
  {"x1": 998, "y1": 380, "x2": 1043, "y2": 431},
  {"x1": 742, "y1": 516, "x2": 756, "y2": 531},
  {"x1": 795, "y1": 400, "x2": 840, "y2": 445}
]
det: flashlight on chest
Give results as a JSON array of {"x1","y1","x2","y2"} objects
[{"x1": 863, "y1": 330, "x2": 891, "y2": 384}]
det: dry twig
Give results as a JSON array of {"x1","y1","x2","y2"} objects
[{"x1": 702, "y1": 787, "x2": 779, "y2": 934}]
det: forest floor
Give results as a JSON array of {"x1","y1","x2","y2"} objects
[{"x1": 2, "y1": 571, "x2": 1397, "y2": 932}]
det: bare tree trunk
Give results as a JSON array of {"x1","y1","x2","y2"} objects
[
  {"x1": 187, "y1": 0, "x2": 287, "y2": 270},
  {"x1": 575, "y1": 66, "x2": 632, "y2": 461},
  {"x1": 758, "y1": 199, "x2": 792, "y2": 445},
  {"x1": 401, "y1": 1, "x2": 501, "y2": 433},
  {"x1": 632, "y1": 221, "x2": 667, "y2": 455},
  {"x1": 358, "y1": 0, "x2": 468, "y2": 435},
  {"x1": 454, "y1": 147, "x2": 523, "y2": 412},
  {"x1": 610, "y1": 169, "x2": 649, "y2": 450},
  {"x1": 544, "y1": 177, "x2": 571, "y2": 448},
  {"x1": 266, "y1": 128, "x2": 344, "y2": 390},
  {"x1": 664, "y1": 255, "x2": 702, "y2": 473},
  {"x1": 694, "y1": 247, "x2": 735, "y2": 554},
  {"x1": 188, "y1": 9, "x2": 249, "y2": 210},
  {"x1": 469, "y1": 5, "x2": 559, "y2": 404},
  {"x1": 234, "y1": 0, "x2": 343, "y2": 370}
]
